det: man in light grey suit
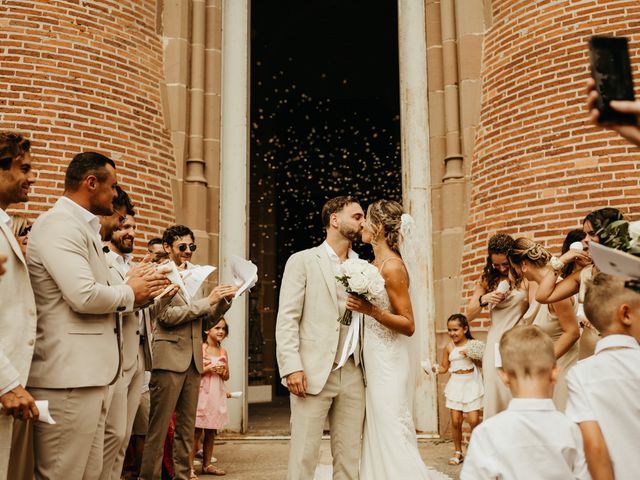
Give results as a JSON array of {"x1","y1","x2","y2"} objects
[
  {"x1": 276, "y1": 196, "x2": 366, "y2": 480},
  {"x1": 0, "y1": 132, "x2": 38, "y2": 480},
  {"x1": 139, "y1": 225, "x2": 237, "y2": 480},
  {"x1": 27, "y1": 152, "x2": 170, "y2": 480}
]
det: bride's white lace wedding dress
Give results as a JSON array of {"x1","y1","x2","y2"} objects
[{"x1": 359, "y1": 284, "x2": 442, "y2": 480}]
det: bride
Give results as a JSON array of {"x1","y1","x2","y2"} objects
[{"x1": 345, "y1": 199, "x2": 436, "y2": 479}]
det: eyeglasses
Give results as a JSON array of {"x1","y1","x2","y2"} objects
[
  {"x1": 18, "y1": 225, "x2": 31, "y2": 237},
  {"x1": 177, "y1": 243, "x2": 197, "y2": 252}
]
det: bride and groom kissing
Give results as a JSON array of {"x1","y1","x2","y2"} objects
[{"x1": 276, "y1": 196, "x2": 436, "y2": 479}]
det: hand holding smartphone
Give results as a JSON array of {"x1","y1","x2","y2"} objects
[{"x1": 588, "y1": 36, "x2": 636, "y2": 125}]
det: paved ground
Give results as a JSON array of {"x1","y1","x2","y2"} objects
[{"x1": 194, "y1": 437, "x2": 462, "y2": 479}]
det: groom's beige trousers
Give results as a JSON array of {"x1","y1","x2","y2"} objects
[{"x1": 288, "y1": 357, "x2": 365, "y2": 480}]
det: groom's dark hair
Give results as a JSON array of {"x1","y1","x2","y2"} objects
[{"x1": 321, "y1": 196, "x2": 360, "y2": 229}]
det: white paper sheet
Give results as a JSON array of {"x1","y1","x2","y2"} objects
[
  {"x1": 229, "y1": 255, "x2": 258, "y2": 298},
  {"x1": 181, "y1": 265, "x2": 216, "y2": 299},
  {"x1": 0, "y1": 400, "x2": 55, "y2": 424},
  {"x1": 163, "y1": 261, "x2": 191, "y2": 303},
  {"x1": 590, "y1": 241, "x2": 640, "y2": 279}
]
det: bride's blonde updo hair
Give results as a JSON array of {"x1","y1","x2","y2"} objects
[
  {"x1": 366, "y1": 199, "x2": 403, "y2": 254},
  {"x1": 507, "y1": 237, "x2": 551, "y2": 268}
]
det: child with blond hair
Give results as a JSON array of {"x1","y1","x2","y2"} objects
[
  {"x1": 461, "y1": 325, "x2": 589, "y2": 479},
  {"x1": 565, "y1": 273, "x2": 640, "y2": 479}
]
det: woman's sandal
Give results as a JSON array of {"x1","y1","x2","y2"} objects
[
  {"x1": 202, "y1": 464, "x2": 226, "y2": 476},
  {"x1": 448, "y1": 451, "x2": 464, "y2": 465}
]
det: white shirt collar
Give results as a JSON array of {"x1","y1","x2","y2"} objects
[
  {"x1": 107, "y1": 249, "x2": 133, "y2": 267},
  {"x1": 507, "y1": 398, "x2": 556, "y2": 412},
  {"x1": 322, "y1": 241, "x2": 358, "y2": 264},
  {"x1": 595, "y1": 334, "x2": 639, "y2": 354},
  {"x1": 0, "y1": 208, "x2": 11, "y2": 229},
  {"x1": 57, "y1": 196, "x2": 101, "y2": 238}
]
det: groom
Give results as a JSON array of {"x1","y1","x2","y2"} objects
[{"x1": 276, "y1": 196, "x2": 366, "y2": 480}]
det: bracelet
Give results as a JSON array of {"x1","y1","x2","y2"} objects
[
  {"x1": 479, "y1": 295, "x2": 489, "y2": 308},
  {"x1": 549, "y1": 256, "x2": 565, "y2": 272}
]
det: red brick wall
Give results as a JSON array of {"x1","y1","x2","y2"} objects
[
  {"x1": 0, "y1": 0, "x2": 175, "y2": 248},
  {"x1": 462, "y1": 0, "x2": 640, "y2": 325}
]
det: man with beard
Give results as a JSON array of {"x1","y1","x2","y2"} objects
[
  {"x1": 275, "y1": 196, "x2": 366, "y2": 480},
  {"x1": 0, "y1": 132, "x2": 37, "y2": 479},
  {"x1": 26, "y1": 152, "x2": 169, "y2": 480},
  {"x1": 99, "y1": 187, "x2": 149, "y2": 480}
]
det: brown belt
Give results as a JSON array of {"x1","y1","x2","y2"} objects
[{"x1": 452, "y1": 368, "x2": 474, "y2": 375}]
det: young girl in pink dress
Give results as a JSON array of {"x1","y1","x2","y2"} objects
[{"x1": 190, "y1": 318, "x2": 230, "y2": 477}]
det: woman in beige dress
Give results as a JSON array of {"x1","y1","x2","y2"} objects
[
  {"x1": 508, "y1": 238, "x2": 580, "y2": 411},
  {"x1": 536, "y1": 207, "x2": 624, "y2": 359},
  {"x1": 466, "y1": 233, "x2": 528, "y2": 418}
]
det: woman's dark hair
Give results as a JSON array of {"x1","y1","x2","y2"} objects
[
  {"x1": 561, "y1": 229, "x2": 587, "y2": 277},
  {"x1": 583, "y1": 208, "x2": 624, "y2": 234},
  {"x1": 480, "y1": 233, "x2": 519, "y2": 291},
  {"x1": 202, "y1": 317, "x2": 229, "y2": 342},
  {"x1": 447, "y1": 313, "x2": 473, "y2": 340}
]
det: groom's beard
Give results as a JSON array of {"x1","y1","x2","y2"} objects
[{"x1": 339, "y1": 224, "x2": 362, "y2": 243}]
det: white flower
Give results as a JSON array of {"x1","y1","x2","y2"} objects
[
  {"x1": 368, "y1": 275, "x2": 386, "y2": 298},
  {"x1": 628, "y1": 221, "x2": 640, "y2": 245},
  {"x1": 348, "y1": 272, "x2": 371, "y2": 294},
  {"x1": 341, "y1": 258, "x2": 366, "y2": 277},
  {"x1": 464, "y1": 339, "x2": 485, "y2": 360}
]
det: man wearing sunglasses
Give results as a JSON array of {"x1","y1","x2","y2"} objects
[{"x1": 140, "y1": 225, "x2": 238, "y2": 480}]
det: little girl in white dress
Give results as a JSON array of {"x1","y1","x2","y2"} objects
[{"x1": 435, "y1": 314, "x2": 484, "y2": 466}]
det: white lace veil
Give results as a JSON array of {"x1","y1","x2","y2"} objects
[{"x1": 399, "y1": 213, "x2": 428, "y2": 416}]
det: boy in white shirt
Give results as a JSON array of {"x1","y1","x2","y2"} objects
[
  {"x1": 461, "y1": 325, "x2": 589, "y2": 480},
  {"x1": 565, "y1": 272, "x2": 640, "y2": 480}
]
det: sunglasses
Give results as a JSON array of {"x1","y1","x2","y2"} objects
[
  {"x1": 177, "y1": 243, "x2": 197, "y2": 252},
  {"x1": 18, "y1": 225, "x2": 31, "y2": 237}
]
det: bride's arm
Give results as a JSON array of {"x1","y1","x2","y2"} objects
[{"x1": 346, "y1": 262, "x2": 415, "y2": 336}]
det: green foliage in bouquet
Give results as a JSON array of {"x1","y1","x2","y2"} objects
[{"x1": 597, "y1": 220, "x2": 640, "y2": 256}]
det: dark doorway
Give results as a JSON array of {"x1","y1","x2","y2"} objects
[{"x1": 248, "y1": 0, "x2": 401, "y2": 431}]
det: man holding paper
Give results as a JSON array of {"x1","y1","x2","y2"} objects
[
  {"x1": 0, "y1": 132, "x2": 38, "y2": 479},
  {"x1": 139, "y1": 225, "x2": 237, "y2": 480},
  {"x1": 275, "y1": 196, "x2": 366, "y2": 480}
]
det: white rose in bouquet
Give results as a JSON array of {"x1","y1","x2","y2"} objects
[
  {"x1": 628, "y1": 221, "x2": 640, "y2": 248},
  {"x1": 336, "y1": 259, "x2": 385, "y2": 325}
]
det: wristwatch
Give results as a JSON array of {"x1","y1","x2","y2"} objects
[
  {"x1": 549, "y1": 256, "x2": 565, "y2": 272},
  {"x1": 479, "y1": 295, "x2": 489, "y2": 308}
]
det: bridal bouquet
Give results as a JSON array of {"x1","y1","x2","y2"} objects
[
  {"x1": 335, "y1": 259, "x2": 385, "y2": 325},
  {"x1": 597, "y1": 219, "x2": 640, "y2": 256},
  {"x1": 463, "y1": 339, "x2": 485, "y2": 361}
]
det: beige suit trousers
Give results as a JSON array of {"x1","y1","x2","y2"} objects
[
  {"x1": 30, "y1": 386, "x2": 109, "y2": 480},
  {"x1": 139, "y1": 361, "x2": 200, "y2": 480},
  {"x1": 288, "y1": 357, "x2": 365, "y2": 480},
  {"x1": 7, "y1": 418, "x2": 34, "y2": 480},
  {"x1": 100, "y1": 347, "x2": 145, "y2": 480}
]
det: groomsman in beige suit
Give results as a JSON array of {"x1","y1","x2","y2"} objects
[
  {"x1": 139, "y1": 225, "x2": 237, "y2": 480},
  {"x1": 0, "y1": 133, "x2": 38, "y2": 480},
  {"x1": 26, "y1": 152, "x2": 169, "y2": 480},
  {"x1": 276, "y1": 196, "x2": 366, "y2": 480}
]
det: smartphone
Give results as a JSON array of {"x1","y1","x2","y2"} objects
[{"x1": 588, "y1": 36, "x2": 636, "y2": 125}]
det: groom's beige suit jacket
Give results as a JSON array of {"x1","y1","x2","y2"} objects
[{"x1": 276, "y1": 245, "x2": 363, "y2": 395}]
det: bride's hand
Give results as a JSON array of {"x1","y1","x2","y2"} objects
[{"x1": 346, "y1": 294, "x2": 373, "y2": 316}]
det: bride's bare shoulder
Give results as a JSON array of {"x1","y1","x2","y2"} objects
[{"x1": 380, "y1": 258, "x2": 409, "y2": 285}]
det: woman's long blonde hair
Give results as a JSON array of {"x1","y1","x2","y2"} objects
[{"x1": 9, "y1": 214, "x2": 29, "y2": 238}]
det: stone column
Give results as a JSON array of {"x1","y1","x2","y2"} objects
[
  {"x1": 398, "y1": 0, "x2": 437, "y2": 434},
  {"x1": 219, "y1": 0, "x2": 250, "y2": 433}
]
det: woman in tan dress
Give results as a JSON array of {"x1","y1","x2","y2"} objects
[
  {"x1": 466, "y1": 234, "x2": 528, "y2": 418},
  {"x1": 536, "y1": 207, "x2": 624, "y2": 359},
  {"x1": 508, "y1": 238, "x2": 580, "y2": 411}
]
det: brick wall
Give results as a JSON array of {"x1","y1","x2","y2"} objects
[
  {"x1": 0, "y1": 0, "x2": 176, "y2": 249},
  {"x1": 462, "y1": 0, "x2": 640, "y2": 325}
]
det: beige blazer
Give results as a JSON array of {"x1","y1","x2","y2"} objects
[
  {"x1": 105, "y1": 253, "x2": 169, "y2": 372},
  {"x1": 152, "y1": 275, "x2": 230, "y2": 374},
  {"x1": 276, "y1": 245, "x2": 361, "y2": 395},
  {"x1": 0, "y1": 220, "x2": 37, "y2": 392},
  {"x1": 26, "y1": 198, "x2": 134, "y2": 389}
]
